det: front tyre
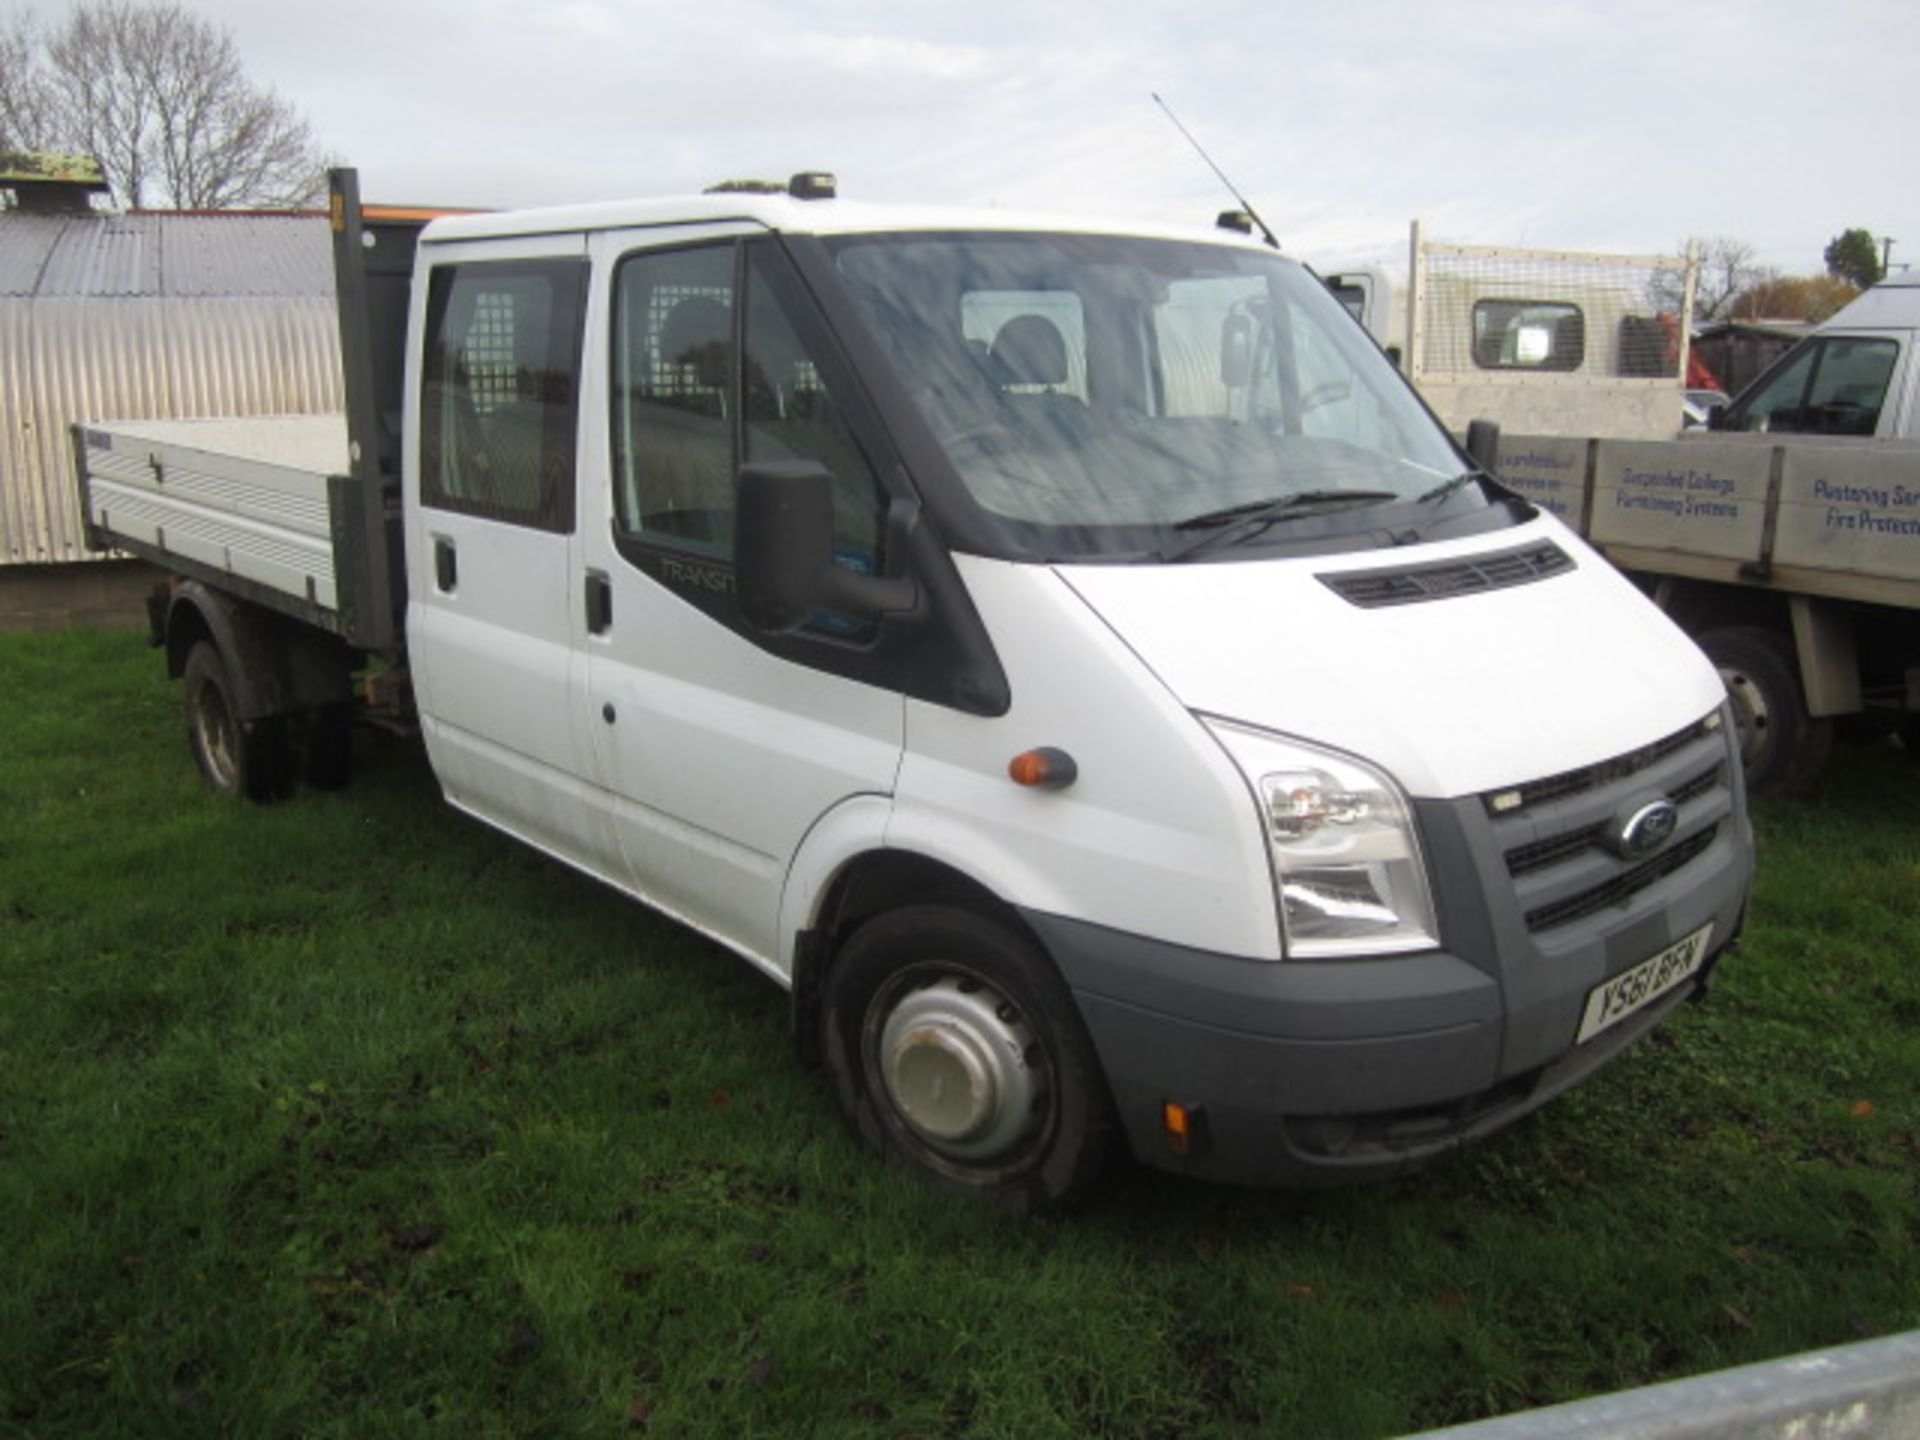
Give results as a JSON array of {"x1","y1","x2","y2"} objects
[{"x1": 820, "y1": 905, "x2": 1116, "y2": 1213}]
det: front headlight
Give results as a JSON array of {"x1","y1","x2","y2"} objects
[{"x1": 1204, "y1": 719, "x2": 1439, "y2": 959}]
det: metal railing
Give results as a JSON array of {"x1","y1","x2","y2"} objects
[{"x1": 1402, "y1": 1330, "x2": 1920, "y2": 1439}]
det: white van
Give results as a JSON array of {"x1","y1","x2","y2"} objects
[
  {"x1": 79, "y1": 174, "x2": 1755, "y2": 1210},
  {"x1": 1716, "y1": 270, "x2": 1920, "y2": 438}
]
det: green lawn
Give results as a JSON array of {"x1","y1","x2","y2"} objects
[{"x1": 2, "y1": 628, "x2": 1916, "y2": 1439}]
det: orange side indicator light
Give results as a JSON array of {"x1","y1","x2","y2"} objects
[
  {"x1": 1162, "y1": 1101, "x2": 1208, "y2": 1157},
  {"x1": 1163, "y1": 1102, "x2": 1193, "y2": 1154},
  {"x1": 1008, "y1": 747, "x2": 1078, "y2": 790}
]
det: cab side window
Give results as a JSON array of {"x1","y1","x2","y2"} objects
[
  {"x1": 421, "y1": 259, "x2": 587, "y2": 532},
  {"x1": 610, "y1": 245, "x2": 738, "y2": 552},
  {"x1": 611, "y1": 241, "x2": 884, "y2": 567},
  {"x1": 742, "y1": 247, "x2": 885, "y2": 568},
  {"x1": 1799, "y1": 338, "x2": 1898, "y2": 436},
  {"x1": 1729, "y1": 337, "x2": 1899, "y2": 436}
]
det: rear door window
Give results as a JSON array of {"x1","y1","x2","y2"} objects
[{"x1": 420, "y1": 259, "x2": 588, "y2": 531}]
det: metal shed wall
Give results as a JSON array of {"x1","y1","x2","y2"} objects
[{"x1": 0, "y1": 213, "x2": 342, "y2": 566}]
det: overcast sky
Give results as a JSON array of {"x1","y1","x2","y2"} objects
[{"x1": 174, "y1": 0, "x2": 1914, "y2": 275}]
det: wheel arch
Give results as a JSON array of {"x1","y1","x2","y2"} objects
[
  {"x1": 788, "y1": 843, "x2": 1050, "y2": 1069},
  {"x1": 161, "y1": 581, "x2": 354, "y2": 722}
]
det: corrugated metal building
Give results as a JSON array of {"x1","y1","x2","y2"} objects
[{"x1": 1, "y1": 209, "x2": 342, "y2": 568}]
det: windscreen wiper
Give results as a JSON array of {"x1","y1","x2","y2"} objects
[
  {"x1": 1417, "y1": 470, "x2": 1491, "y2": 504},
  {"x1": 1160, "y1": 489, "x2": 1400, "y2": 563}
]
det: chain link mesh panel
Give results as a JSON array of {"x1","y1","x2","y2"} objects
[{"x1": 1411, "y1": 238, "x2": 1694, "y2": 382}]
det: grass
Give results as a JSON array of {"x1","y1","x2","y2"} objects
[{"x1": 1, "y1": 627, "x2": 1916, "y2": 1438}]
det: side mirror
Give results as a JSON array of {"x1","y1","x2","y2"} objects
[
  {"x1": 1706, "y1": 402, "x2": 1729, "y2": 431},
  {"x1": 735, "y1": 461, "x2": 916, "y2": 635},
  {"x1": 1464, "y1": 418, "x2": 1501, "y2": 474}
]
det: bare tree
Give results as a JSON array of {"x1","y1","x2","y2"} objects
[
  {"x1": 26, "y1": 1, "x2": 327, "y2": 209},
  {"x1": 1648, "y1": 236, "x2": 1775, "y2": 324},
  {"x1": 0, "y1": 12, "x2": 56, "y2": 156}
]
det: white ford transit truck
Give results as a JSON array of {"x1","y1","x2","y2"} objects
[{"x1": 76, "y1": 171, "x2": 1754, "y2": 1209}]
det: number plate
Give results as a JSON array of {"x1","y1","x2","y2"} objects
[{"x1": 1576, "y1": 922, "x2": 1714, "y2": 1044}]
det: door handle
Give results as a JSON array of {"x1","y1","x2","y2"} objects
[
  {"x1": 434, "y1": 536, "x2": 457, "y2": 592},
  {"x1": 585, "y1": 570, "x2": 613, "y2": 634}
]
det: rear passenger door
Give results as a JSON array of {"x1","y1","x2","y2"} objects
[
  {"x1": 405, "y1": 236, "x2": 610, "y2": 872},
  {"x1": 573, "y1": 227, "x2": 906, "y2": 966}
]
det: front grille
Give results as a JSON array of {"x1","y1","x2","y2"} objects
[
  {"x1": 1669, "y1": 763, "x2": 1724, "y2": 807},
  {"x1": 1506, "y1": 822, "x2": 1606, "y2": 877},
  {"x1": 1503, "y1": 763, "x2": 1725, "y2": 880},
  {"x1": 1320, "y1": 541, "x2": 1574, "y2": 608},
  {"x1": 1522, "y1": 825, "x2": 1718, "y2": 932},
  {"x1": 1488, "y1": 719, "x2": 1713, "y2": 815},
  {"x1": 1486, "y1": 718, "x2": 1733, "y2": 935}
]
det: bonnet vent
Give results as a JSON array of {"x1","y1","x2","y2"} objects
[{"x1": 1319, "y1": 541, "x2": 1574, "y2": 608}]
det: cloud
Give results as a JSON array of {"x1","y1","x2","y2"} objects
[
  {"x1": 781, "y1": 33, "x2": 991, "y2": 81},
  {"x1": 179, "y1": 0, "x2": 1920, "y2": 274}
]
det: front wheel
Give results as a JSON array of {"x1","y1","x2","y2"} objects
[
  {"x1": 1697, "y1": 625, "x2": 1830, "y2": 795},
  {"x1": 820, "y1": 905, "x2": 1116, "y2": 1213}
]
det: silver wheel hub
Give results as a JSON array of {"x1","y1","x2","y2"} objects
[
  {"x1": 194, "y1": 681, "x2": 238, "y2": 785},
  {"x1": 1719, "y1": 666, "x2": 1770, "y2": 764},
  {"x1": 877, "y1": 976, "x2": 1040, "y2": 1161}
]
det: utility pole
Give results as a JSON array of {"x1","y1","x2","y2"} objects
[{"x1": 1882, "y1": 236, "x2": 1896, "y2": 278}]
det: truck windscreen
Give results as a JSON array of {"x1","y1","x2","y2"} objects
[{"x1": 827, "y1": 232, "x2": 1464, "y2": 560}]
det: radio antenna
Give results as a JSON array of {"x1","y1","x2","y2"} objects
[{"x1": 1152, "y1": 92, "x2": 1280, "y2": 250}]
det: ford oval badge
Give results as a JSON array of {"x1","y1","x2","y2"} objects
[{"x1": 1617, "y1": 800, "x2": 1680, "y2": 858}]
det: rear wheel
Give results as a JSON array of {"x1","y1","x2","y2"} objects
[
  {"x1": 820, "y1": 905, "x2": 1116, "y2": 1213},
  {"x1": 1697, "y1": 625, "x2": 1830, "y2": 794},
  {"x1": 183, "y1": 641, "x2": 291, "y2": 802}
]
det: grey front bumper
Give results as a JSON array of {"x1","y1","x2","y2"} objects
[{"x1": 1025, "y1": 774, "x2": 1753, "y2": 1187}]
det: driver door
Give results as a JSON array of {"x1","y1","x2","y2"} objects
[{"x1": 572, "y1": 227, "x2": 906, "y2": 966}]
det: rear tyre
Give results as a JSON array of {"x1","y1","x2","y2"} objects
[
  {"x1": 183, "y1": 640, "x2": 292, "y2": 803},
  {"x1": 1697, "y1": 625, "x2": 1830, "y2": 795},
  {"x1": 820, "y1": 905, "x2": 1116, "y2": 1214}
]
